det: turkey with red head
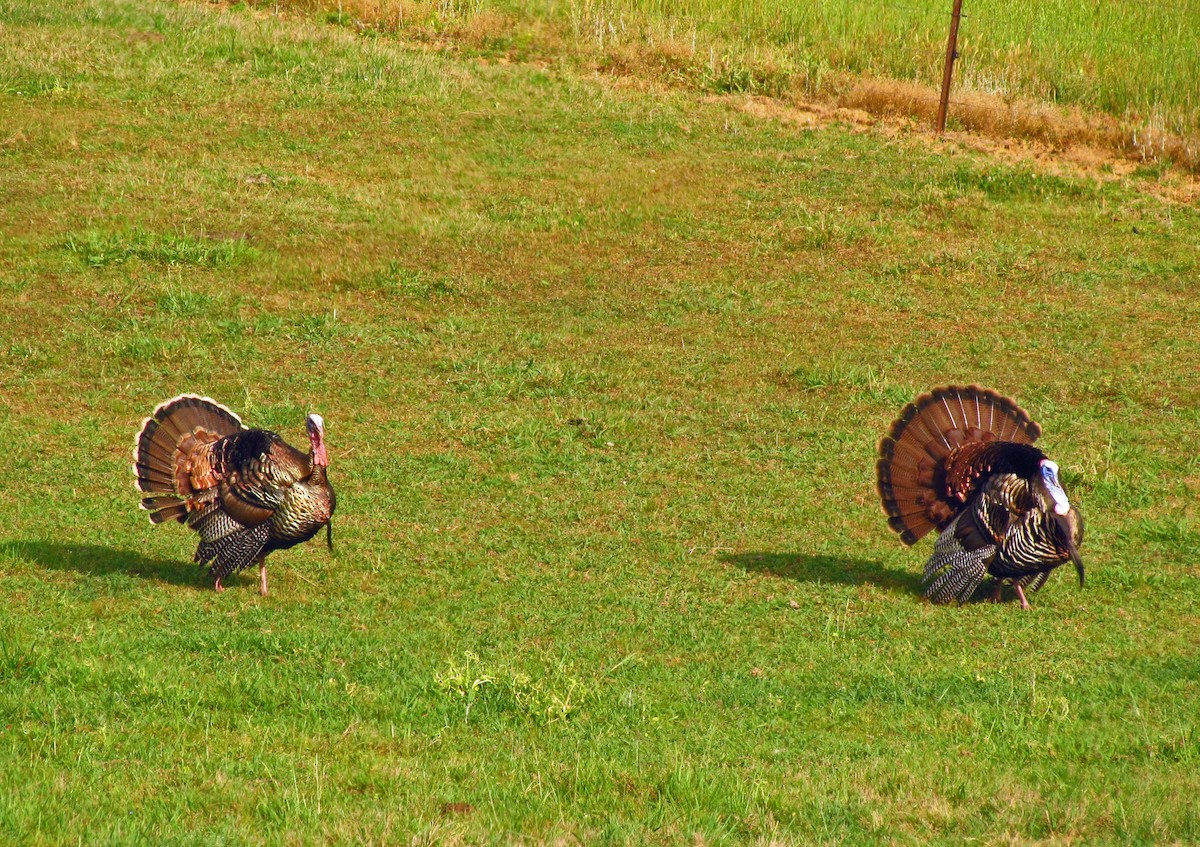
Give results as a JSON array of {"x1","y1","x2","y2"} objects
[
  {"x1": 876, "y1": 385, "x2": 1083, "y2": 608},
  {"x1": 133, "y1": 395, "x2": 336, "y2": 595}
]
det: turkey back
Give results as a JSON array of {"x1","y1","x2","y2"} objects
[
  {"x1": 876, "y1": 385, "x2": 1041, "y2": 546},
  {"x1": 133, "y1": 394, "x2": 244, "y2": 524}
]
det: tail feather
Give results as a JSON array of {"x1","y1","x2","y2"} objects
[
  {"x1": 877, "y1": 385, "x2": 1040, "y2": 546},
  {"x1": 148, "y1": 504, "x2": 188, "y2": 524},
  {"x1": 135, "y1": 435, "x2": 179, "y2": 464},
  {"x1": 155, "y1": 396, "x2": 239, "y2": 441},
  {"x1": 888, "y1": 514, "x2": 934, "y2": 543},
  {"x1": 132, "y1": 395, "x2": 244, "y2": 523},
  {"x1": 134, "y1": 466, "x2": 176, "y2": 492}
]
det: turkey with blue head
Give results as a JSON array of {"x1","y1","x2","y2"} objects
[
  {"x1": 133, "y1": 395, "x2": 336, "y2": 595},
  {"x1": 876, "y1": 385, "x2": 1083, "y2": 608}
]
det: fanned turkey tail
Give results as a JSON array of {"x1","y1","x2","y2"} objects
[
  {"x1": 132, "y1": 394, "x2": 245, "y2": 524},
  {"x1": 876, "y1": 385, "x2": 1041, "y2": 546}
]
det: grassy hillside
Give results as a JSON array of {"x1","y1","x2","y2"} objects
[
  {"x1": 1, "y1": 0, "x2": 1199, "y2": 843},
  {"x1": 262, "y1": 0, "x2": 1200, "y2": 148}
]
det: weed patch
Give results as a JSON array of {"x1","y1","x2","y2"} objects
[
  {"x1": 65, "y1": 228, "x2": 258, "y2": 268},
  {"x1": 434, "y1": 651, "x2": 595, "y2": 724}
]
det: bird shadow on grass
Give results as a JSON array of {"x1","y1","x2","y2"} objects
[
  {"x1": 0, "y1": 541, "x2": 202, "y2": 588},
  {"x1": 722, "y1": 551, "x2": 925, "y2": 595}
]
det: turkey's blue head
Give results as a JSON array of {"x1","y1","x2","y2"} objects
[
  {"x1": 1039, "y1": 460, "x2": 1070, "y2": 515},
  {"x1": 1039, "y1": 459, "x2": 1084, "y2": 586},
  {"x1": 307, "y1": 413, "x2": 328, "y2": 467}
]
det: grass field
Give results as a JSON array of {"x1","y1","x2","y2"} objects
[
  {"x1": 261, "y1": 0, "x2": 1200, "y2": 152},
  {"x1": 2, "y1": 0, "x2": 1200, "y2": 843}
]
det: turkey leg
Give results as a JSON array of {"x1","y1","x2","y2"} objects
[{"x1": 258, "y1": 557, "x2": 269, "y2": 597}]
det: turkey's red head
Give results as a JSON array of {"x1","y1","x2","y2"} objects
[{"x1": 307, "y1": 413, "x2": 328, "y2": 467}]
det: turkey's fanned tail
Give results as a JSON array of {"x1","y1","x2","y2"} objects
[
  {"x1": 132, "y1": 394, "x2": 245, "y2": 523},
  {"x1": 876, "y1": 385, "x2": 1041, "y2": 546}
]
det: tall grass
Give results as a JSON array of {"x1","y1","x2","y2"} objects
[
  {"x1": 266, "y1": 0, "x2": 1200, "y2": 163},
  {"x1": 592, "y1": 0, "x2": 1198, "y2": 131}
]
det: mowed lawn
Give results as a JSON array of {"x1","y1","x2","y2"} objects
[{"x1": 2, "y1": 1, "x2": 1199, "y2": 843}]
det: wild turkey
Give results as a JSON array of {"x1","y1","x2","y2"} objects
[
  {"x1": 132, "y1": 395, "x2": 336, "y2": 595},
  {"x1": 876, "y1": 385, "x2": 1083, "y2": 608}
]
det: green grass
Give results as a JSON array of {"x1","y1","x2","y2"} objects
[
  {"x1": 266, "y1": 0, "x2": 1200, "y2": 140},
  {"x1": 2, "y1": 0, "x2": 1200, "y2": 843},
  {"x1": 612, "y1": 0, "x2": 1200, "y2": 131},
  {"x1": 65, "y1": 227, "x2": 258, "y2": 268}
]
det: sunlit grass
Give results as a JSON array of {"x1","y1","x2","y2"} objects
[
  {"x1": 261, "y1": 0, "x2": 1200, "y2": 144},
  {"x1": 65, "y1": 227, "x2": 258, "y2": 268},
  {"x1": 0, "y1": 0, "x2": 1198, "y2": 843}
]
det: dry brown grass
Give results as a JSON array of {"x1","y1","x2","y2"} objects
[{"x1": 842, "y1": 78, "x2": 1200, "y2": 172}]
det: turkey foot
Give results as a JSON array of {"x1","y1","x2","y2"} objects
[
  {"x1": 1014, "y1": 583, "x2": 1030, "y2": 610},
  {"x1": 215, "y1": 577, "x2": 224, "y2": 593}
]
